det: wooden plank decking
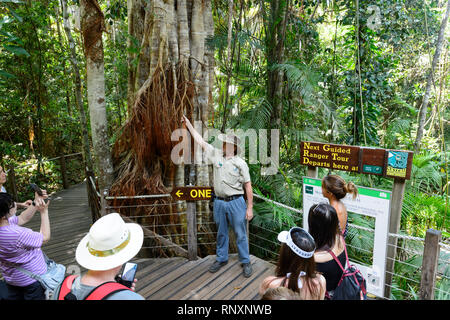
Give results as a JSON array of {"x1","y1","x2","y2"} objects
[
  {"x1": 20, "y1": 183, "x2": 275, "y2": 300},
  {"x1": 134, "y1": 254, "x2": 275, "y2": 300}
]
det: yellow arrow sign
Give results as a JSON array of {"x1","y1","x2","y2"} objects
[{"x1": 171, "y1": 187, "x2": 213, "y2": 201}]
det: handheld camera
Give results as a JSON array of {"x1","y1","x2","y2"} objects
[
  {"x1": 30, "y1": 183, "x2": 44, "y2": 196},
  {"x1": 30, "y1": 183, "x2": 50, "y2": 202}
]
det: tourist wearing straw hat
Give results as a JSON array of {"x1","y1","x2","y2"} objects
[
  {"x1": 182, "y1": 115, "x2": 254, "y2": 278},
  {"x1": 54, "y1": 213, "x2": 145, "y2": 300}
]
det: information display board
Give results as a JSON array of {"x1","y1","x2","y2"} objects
[{"x1": 302, "y1": 177, "x2": 391, "y2": 298}]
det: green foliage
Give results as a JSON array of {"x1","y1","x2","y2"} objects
[
  {"x1": 410, "y1": 152, "x2": 446, "y2": 193},
  {"x1": 3, "y1": 156, "x2": 84, "y2": 200},
  {"x1": 435, "y1": 250, "x2": 450, "y2": 300},
  {"x1": 346, "y1": 212, "x2": 375, "y2": 266},
  {"x1": 402, "y1": 192, "x2": 448, "y2": 237},
  {"x1": 390, "y1": 254, "x2": 422, "y2": 300}
]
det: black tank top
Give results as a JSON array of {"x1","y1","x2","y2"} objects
[{"x1": 315, "y1": 251, "x2": 346, "y2": 291}]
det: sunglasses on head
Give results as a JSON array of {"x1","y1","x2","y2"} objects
[{"x1": 312, "y1": 202, "x2": 328, "y2": 213}]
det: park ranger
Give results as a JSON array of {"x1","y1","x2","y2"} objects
[{"x1": 182, "y1": 115, "x2": 254, "y2": 278}]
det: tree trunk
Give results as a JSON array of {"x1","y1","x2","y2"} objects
[
  {"x1": 204, "y1": 0, "x2": 215, "y2": 126},
  {"x1": 60, "y1": 0, "x2": 94, "y2": 173},
  {"x1": 178, "y1": 0, "x2": 190, "y2": 67},
  {"x1": 221, "y1": 0, "x2": 234, "y2": 132},
  {"x1": 149, "y1": 0, "x2": 170, "y2": 81},
  {"x1": 174, "y1": 0, "x2": 191, "y2": 213},
  {"x1": 414, "y1": 0, "x2": 450, "y2": 153},
  {"x1": 80, "y1": 0, "x2": 114, "y2": 192},
  {"x1": 127, "y1": 0, "x2": 146, "y2": 114},
  {"x1": 190, "y1": 0, "x2": 205, "y2": 164},
  {"x1": 54, "y1": 5, "x2": 72, "y2": 117},
  {"x1": 266, "y1": 0, "x2": 289, "y2": 129},
  {"x1": 110, "y1": 0, "x2": 214, "y2": 257}
]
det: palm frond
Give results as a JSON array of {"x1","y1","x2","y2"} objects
[{"x1": 410, "y1": 152, "x2": 444, "y2": 193}]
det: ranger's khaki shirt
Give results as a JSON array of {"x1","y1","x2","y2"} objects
[{"x1": 205, "y1": 144, "x2": 251, "y2": 198}]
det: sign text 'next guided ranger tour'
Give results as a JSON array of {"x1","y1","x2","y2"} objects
[
  {"x1": 300, "y1": 141, "x2": 413, "y2": 180},
  {"x1": 301, "y1": 141, "x2": 360, "y2": 172}
]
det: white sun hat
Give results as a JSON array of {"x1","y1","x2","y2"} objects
[
  {"x1": 277, "y1": 227, "x2": 316, "y2": 258},
  {"x1": 76, "y1": 213, "x2": 144, "y2": 271}
]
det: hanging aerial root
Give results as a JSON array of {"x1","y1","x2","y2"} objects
[{"x1": 109, "y1": 62, "x2": 194, "y2": 256}]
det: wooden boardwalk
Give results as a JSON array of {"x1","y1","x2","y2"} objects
[
  {"x1": 22, "y1": 183, "x2": 275, "y2": 300},
  {"x1": 134, "y1": 254, "x2": 275, "y2": 300}
]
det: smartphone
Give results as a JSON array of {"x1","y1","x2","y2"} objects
[{"x1": 118, "y1": 262, "x2": 138, "y2": 288}]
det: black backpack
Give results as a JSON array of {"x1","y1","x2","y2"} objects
[{"x1": 327, "y1": 237, "x2": 367, "y2": 300}]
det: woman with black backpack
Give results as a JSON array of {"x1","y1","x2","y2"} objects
[{"x1": 308, "y1": 203, "x2": 366, "y2": 300}]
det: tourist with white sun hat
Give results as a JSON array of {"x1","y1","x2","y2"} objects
[{"x1": 54, "y1": 212, "x2": 145, "y2": 300}]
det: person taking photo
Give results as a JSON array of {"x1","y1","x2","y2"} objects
[{"x1": 0, "y1": 192, "x2": 50, "y2": 300}]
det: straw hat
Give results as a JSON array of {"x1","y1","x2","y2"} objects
[{"x1": 76, "y1": 213, "x2": 144, "y2": 271}]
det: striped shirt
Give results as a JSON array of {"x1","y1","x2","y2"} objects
[{"x1": 0, "y1": 216, "x2": 47, "y2": 286}]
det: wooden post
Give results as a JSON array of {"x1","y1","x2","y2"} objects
[
  {"x1": 187, "y1": 201, "x2": 197, "y2": 261},
  {"x1": 85, "y1": 168, "x2": 101, "y2": 222},
  {"x1": 384, "y1": 177, "x2": 406, "y2": 298},
  {"x1": 420, "y1": 229, "x2": 442, "y2": 300},
  {"x1": 7, "y1": 164, "x2": 18, "y2": 202},
  {"x1": 306, "y1": 166, "x2": 318, "y2": 178},
  {"x1": 59, "y1": 155, "x2": 69, "y2": 189}
]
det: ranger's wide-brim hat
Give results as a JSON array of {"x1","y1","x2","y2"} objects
[
  {"x1": 218, "y1": 133, "x2": 241, "y2": 152},
  {"x1": 76, "y1": 213, "x2": 144, "y2": 271}
]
